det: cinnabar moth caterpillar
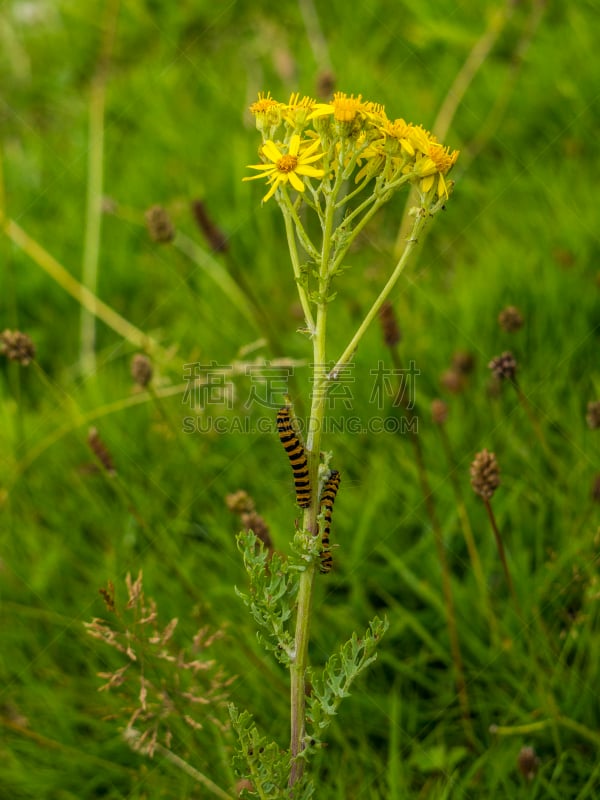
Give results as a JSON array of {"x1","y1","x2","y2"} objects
[
  {"x1": 277, "y1": 407, "x2": 311, "y2": 508},
  {"x1": 319, "y1": 470, "x2": 340, "y2": 574}
]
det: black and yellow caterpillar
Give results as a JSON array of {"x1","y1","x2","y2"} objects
[
  {"x1": 319, "y1": 470, "x2": 341, "y2": 574},
  {"x1": 276, "y1": 407, "x2": 311, "y2": 508}
]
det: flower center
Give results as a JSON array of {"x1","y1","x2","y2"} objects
[
  {"x1": 428, "y1": 144, "x2": 458, "y2": 174},
  {"x1": 277, "y1": 155, "x2": 299, "y2": 173}
]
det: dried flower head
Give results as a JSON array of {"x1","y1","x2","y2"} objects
[
  {"x1": 586, "y1": 401, "x2": 600, "y2": 430},
  {"x1": 498, "y1": 306, "x2": 524, "y2": 332},
  {"x1": 145, "y1": 205, "x2": 175, "y2": 243},
  {"x1": 470, "y1": 449, "x2": 500, "y2": 500},
  {"x1": 451, "y1": 350, "x2": 475, "y2": 375},
  {"x1": 131, "y1": 353, "x2": 153, "y2": 387},
  {"x1": 0, "y1": 329, "x2": 36, "y2": 365},
  {"x1": 85, "y1": 572, "x2": 233, "y2": 758},
  {"x1": 226, "y1": 490, "x2": 255, "y2": 515},
  {"x1": 379, "y1": 300, "x2": 402, "y2": 347},
  {"x1": 488, "y1": 351, "x2": 517, "y2": 382},
  {"x1": 241, "y1": 510, "x2": 273, "y2": 552},
  {"x1": 441, "y1": 368, "x2": 465, "y2": 394},
  {"x1": 517, "y1": 745, "x2": 539, "y2": 781},
  {"x1": 87, "y1": 427, "x2": 116, "y2": 476},
  {"x1": 191, "y1": 199, "x2": 229, "y2": 253},
  {"x1": 431, "y1": 399, "x2": 449, "y2": 425}
]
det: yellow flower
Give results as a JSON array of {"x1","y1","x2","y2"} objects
[
  {"x1": 284, "y1": 93, "x2": 317, "y2": 128},
  {"x1": 243, "y1": 134, "x2": 325, "y2": 202},
  {"x1": 249, "y1": 92, "x2": 286, "y2": 133},
  {"x1": 413, "y1": 142, "x2": 460, "y2": 199},
  {"x1": 379, "y1": 118, "x2": 415, "y2": 157},
  {"x1": 309, "y1": 92, "x2": 384, "y2": 124}
]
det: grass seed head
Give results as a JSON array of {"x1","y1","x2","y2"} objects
[
  {"x1": 131, "y1": 353, "x2": 153, "y2": 387},
  {"x1": 441, "y1": 368, "x2": 466, "y2": 394},
  {"x1": 498, "y1": 305, "x2": 524, "y2": 332},
  {"x1": 517, "y1": 745, "x2": 540, "y2": 781},
  {"x1": 0, "y1": 329, "x2": 36, "y2": 365},
  {"x1": 586, "y1": 400, "x2": 600, "y2": 430},
  {"x1": 226, "y1": 490, "x2": 256, "y2": 514},
  {"x1": 191, "y1": 199, "x2": 229, "y2": 253},
  {"x1": 145, "y1": 205, "x2": 175, "y2": 243},
  {"x1": 488, "y1": 351, "x2": 517, "y2": 382},
  {"x1": 451, "y1": 350, "x2": 475, "y2": 375},
  {"x1": 470, "y1": 449, "x2": 500, "y2": 500},
  {"x1": 87, "y1": 427, "x2": 117, "y2": 476},
  {"x1": 431, "y1": 398, "x2": 449, "y2": 425},
  {"x1": 379, "y1": 300, "x2": 402, "y2": 347}
]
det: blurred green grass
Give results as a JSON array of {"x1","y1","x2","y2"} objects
[{"x1": 1, "y1": 0, "x2": 600, "y2": 797}]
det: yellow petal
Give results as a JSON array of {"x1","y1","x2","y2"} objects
[
  {"x1": 262, "y1": 140, "x2": 283, "y2": 162},
  {"x1": 296, "y1": 165, "x2": 324, "y2": 178},
  {"x1": 288, "y1": 134, "x2": 301, "y2": 156},
  {"x1": 262, "y1": 177, "x2": 282, "y2": 202},
  {"x1": 288, "y1": 171, "x2": 305, "y2": 192}
]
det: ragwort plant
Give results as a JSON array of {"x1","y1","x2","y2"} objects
[
  {"x1": 86, "y1": 90, "x2": 459, "y2": 798},
  {"x1": 232, "y1": 91, "x2": 460, "y2": 797}
]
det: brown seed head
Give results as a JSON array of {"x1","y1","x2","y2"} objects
[
  {"x1": 226, "y1": 490, "x2": 255, "y2": 515},
  {"x1": 145, "y1": 205, "x2": 175, "y2": 243},
  {"x1": 440, "y1": 368, "x2": 465, "y2": 394},
  {"x1": 191, "y1": 199, "x2": 229, "y2": 253},
  {"x1": 470, "y1": 449, "x2": 500, "y2": 500},
  {"x1": 498, "y1": 306, "x2": 524, "y2": 332},
  {"x1": 517, "y1": 745, "x2": 539, "y2": 781},
  {"x1": 131, "y1": 353, "x2": 153, "y2": 387},
  {"x1": 0, "y1": 329, "x2": 36, "y2": 365},
  {"x1": 241, "y1": 510, "x2": 273, "y2": 552},
  {"x1": 316, "y1": 70, "x2": 336, "y2": 99},
  {"x1": 592, "y1": 474, "x2": 600, "y2": 503},
  {"x1": 88, "y1": 427, "x2": 116, "y2": 476},
  {"x1": 378, "y1": 300, "x2": 402, "y2": 348},
  {"x1": 488, "y1": 351, "x2": 517, "y2": 382},
  {"x1": 586, "y1": 401, "x2": 600, "y2": 430},
  {"x1": 451, "y1": 350, "x2": 475, "y2": 375},
  {"x1": 431, "y1": 398, "x2": 449, "y2": 425}
]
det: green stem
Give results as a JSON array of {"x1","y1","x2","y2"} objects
[
  {"x1": 491, "y1": 717, "x2": 600, "y2": 749},
  {"x1": 438, "y1": 425, "x2": 498, "y2": 645},
  {"x1": 483, "y1": 496, "x2": 521, "y2": 617},
  {"x1": 79, "y1": 0, "x2": 120, "y2": 374},
  {"x1": 329, "y1": 209, "x2": 429, "y2": 379},
  {"x1": 279, "y1": 190, "x2": 319, "y2": 263},
  {"x1": 80, "y1": 70, "x2": 106, "y2": 374},
  {"x1": 289, "y1": 181, "x2": 336, "y2": 786},
  {"x1": 280, "y1": 195, "x2": 315, "y2": 333}
]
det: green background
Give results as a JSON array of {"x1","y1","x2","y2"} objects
[{"x1": 1, "y1": 1, "x2": 599, "y2": 797}]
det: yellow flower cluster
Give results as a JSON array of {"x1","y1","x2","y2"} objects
[{"x1": 244, "y1": 91, "x2": 459, "y2": 204}]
